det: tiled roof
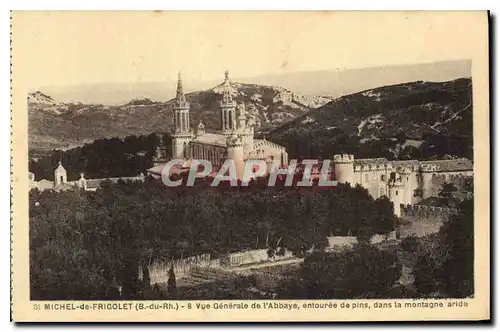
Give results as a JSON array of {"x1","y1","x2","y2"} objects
[
  {"x1": 354, "y1": 158, "x2": 388, "y2": 165},
  {"x1": 191, "y1": 133, "x2": 227, "y2": 147},
  {"x1": 353, "y1": 157, "x2": 473, "y2": 172},
  {"x1": 420, "y1": 158, "x2": 473, "y2": 172}
]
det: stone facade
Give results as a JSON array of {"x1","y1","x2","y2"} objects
[
  {"x1": 148, "y1": 71, "x2": 289, "y2": 176},
  {"x1": 332, "y1": 154, "x2": 473, "y2": 216}
]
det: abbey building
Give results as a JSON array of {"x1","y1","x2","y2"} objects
[
  {"x1": 145, "y1": 71, "x2": 473, "y2": 218},
  {"x1": 332, "y1": 155, "x2": 473, "y2": 216},
  {"x1": 147, "y1": 71, "x2": 289, "y2": 176}
]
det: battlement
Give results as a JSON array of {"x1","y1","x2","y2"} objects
[
  {"x1": 226, "y1": 134, "x2": 244, "y2": 148},
  {"x1": 333, "y1": 154, "x2": 354, "y2": 164},
  {"x1": 172, "y1": 131, "x2": 194, "y2": 139},
  {"x1": 397, "y1": 166, "x2": 413, "y2": 174},
  {"x1": 401, "y1": 204, "x2": 458, "y2": 218},
  {"x1": 354, "y1": 163, "x2": 394, "y2": 172},
  {"x1": 421, "y1": 164, "x2": 438, "y2": 172},
  {"x1": 388, "y1": 179, "x2": 405, "y2": 187}
]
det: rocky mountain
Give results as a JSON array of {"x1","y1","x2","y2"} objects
[
  {"x1": 28, "y1": 82, "x2": 331, "y2": 151},
  {"x1": 267, "y1": 78, "x2": 473, "y2": 161},
  {"x1": 28, "y1": 91, "x2": 60, "y2": 105}
]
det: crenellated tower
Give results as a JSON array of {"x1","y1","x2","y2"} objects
[
  {"x1": 420, "y1": 164, "x2": 437, "y2": 199},
  {"x1": 236, "y1": 103, "x2": 254, "y2": 155},
  {"x1": 226, "y1": 132, "x2": 245, "y2": 179},
  {"x1": 333, "y1": 154, "x2": 355, "y2": 184},
  {"x1": 397, "y1": 166, "x2": 413, "y2": 205},
  {"x1": 172, "y1": 72, "x2": 193, "y2": 159},
  {"x1": 220, "y1": 70, "x2": 237, "y2": 134},
  {"x1": 388, "y1": 178, "x2": 405, "y2": 217}
]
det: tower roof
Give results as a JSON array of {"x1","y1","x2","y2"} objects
[
  {"x1": 175, "y1": 72, "x2": 186, "y2": 103},
  {"x1": 222, "y1": 70, "x2": 233, "y2": 103},
  {"x1": 54, "y1": 161, "x2": 66, "y2": 174}
]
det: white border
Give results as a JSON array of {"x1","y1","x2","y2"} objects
[{"x1": 3, "y1": 1, "x2": 497, "y2": 330}]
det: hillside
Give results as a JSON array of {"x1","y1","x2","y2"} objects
[
  {"x1": 28, "y1": 83, "x2": 330, "y2": 151},
  {"x1": 267, "y1": 78, "x2": 473, "y2": 160}
]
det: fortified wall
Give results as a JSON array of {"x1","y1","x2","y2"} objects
[
  {"x1": 139, "y1": 249, "x2": 294, "y2": 286},
  {"x1": 399, "y1": 204, "x2": 458, "y2": 238},
  {"x1": 138, "y1": 253, "x2": 220, "y2": 285}
]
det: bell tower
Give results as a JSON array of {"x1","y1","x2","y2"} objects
[
  {"x1": 220, "y1": 70, "x2": 237, "y2": 134},
  {"x1": 171, "y1": 72, "x2": 193, "y2": 159}
]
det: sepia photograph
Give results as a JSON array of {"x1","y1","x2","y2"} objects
[{"x1": 11, "y1": 10, "x2": 489, "y2": 322}]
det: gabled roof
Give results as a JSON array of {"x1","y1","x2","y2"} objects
[
  {"x1": 354, "y1": 158, "x2": 388, "y2": 165},
  {"x1": 54, "y1": 162, "x2": 66, "y2": 173},
  {"x1": 36, "y1": 179, "x2": 54, "y2": 190},
  {"x1": 146, "y1": 164, "x2": 165, "y2": 176}
]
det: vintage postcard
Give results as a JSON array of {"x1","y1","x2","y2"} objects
[{"x1": 11, "y1": 11, "x2": 490, "y2": 322}]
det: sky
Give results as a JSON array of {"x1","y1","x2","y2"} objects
[{"x1": 12, "y1": 11, "x2": 485, "y2": 92}]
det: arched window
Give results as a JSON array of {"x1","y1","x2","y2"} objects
[
  {"x1": 183, "y1": 142, "x2": 188, "y2": 158},
  {"x1": 381, "y1": 174, "x2": 385, "y2": 182},
  {"x1": 395, "y1": 190, "x2": 399, "y2": 196}
]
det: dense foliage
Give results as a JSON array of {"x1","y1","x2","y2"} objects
[
  {"x1": 29, "y1": 179, "x2": 397, "y2": 300},
  {"x1": 276, "y1": 245, "x2": 402, "y2": 299},
  {"x1": 29, "y1": 133, "x2": 171, "y2": 181},
  {"x1": 412, "y1": 199, "x2": 474, "y2": 298}
]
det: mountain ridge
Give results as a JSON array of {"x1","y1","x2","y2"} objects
[
  {"x1": 29, "y1": 81, "x2": 331, "y2": 151},
  {"x1": 267, "y1": 77, "x2": 473, "y2": 161},
  {"x1": 35, "y1": 60, "x2": 471, "y2": 105}
]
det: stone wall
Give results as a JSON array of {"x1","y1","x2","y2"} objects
[
  {"x1": 399, "y1": 204, "x2": 458, "y2": 238},
  {"x1": 139, "y1": 253, "x2": 220, "y2": 285},
  {"x1": 220, "y1": 248, "x2": 294, "y2": 267},
  {"x1": 326, "y1": 236, "x2": 358, "y2": 249}
]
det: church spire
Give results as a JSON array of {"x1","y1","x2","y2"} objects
[
  {"x1": 222, "y1": 70, "x2": 233, "y2": 103},
  {"x1": 220, "y1": 70, "x2": 237, "y2": 133},
  {"x1": 172, "y1": 71, "x2": 191, "y2": 135},
  {"x1": 176, "y1": 72, "x2": 186, "y2": 103}
]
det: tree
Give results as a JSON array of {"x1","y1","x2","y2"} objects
[
  {"x1": 400, "y1": 235, "x2": 418, "y2": 252},
  {"x1": 167, "y1": 266, "x2": 177, "y2": 298},
  {"x1": 438, "y1": 182, "x2": 459, "y2": 207},
  {"x1": 277, "y1": 245, "x2": 401, "y2": 299},
  {"x1": 29, "y1": 177, "x2": 398, "y2": 300},
  {"x1": 412, "y1": 199, "x2": 474, "y2": 298},
  {"x1": 438, "y1": 199, "x2": 474, "y2": 297},
  {"x1": 413, "y1": 253, "x2": 442, "y2": 297},
  {"x1": 438, "y1": 182, "x2": 458, "y2": 199}
]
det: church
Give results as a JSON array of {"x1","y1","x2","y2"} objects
[{"x1": 146, "y1": 71, "x2": 289, "y2": 177}]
